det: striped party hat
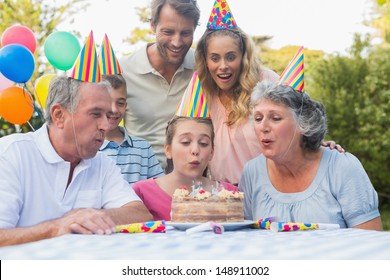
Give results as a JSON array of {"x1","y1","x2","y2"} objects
[
  {"x1": 70, "y1": 31, "x2": 101, "y2": 82},
  {"x1": 99, "y1": 34, "x2": 122, "y2": 75},
  {"x1": 279, "y1": 46, "x2": 304, "y2": 92},
  {"x1": 207, "y1": 0, "x2": 237, "y2": 30},
  {"x1": 175, "y1": 71, "x2": 210, "y2": 118}
]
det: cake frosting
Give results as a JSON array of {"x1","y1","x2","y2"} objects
[{"x1": 171, "y1": 186, "x2": 244, "y2": 222}]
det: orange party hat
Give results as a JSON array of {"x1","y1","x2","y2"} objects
[
  {"x1": 279, "y1": 46, "x2": 304, "y2": 92},
  {"x1": 99, "y1": 34, "x2": 122, "y2": 75},
  {"x1": 175, "y1": 71, "x2": 210, "y2": 118},
  {"x1": 70, "y1": 31, "x2": 101, "y2": 82},
  {"x1": 207, "y1": 0, "x2": 237, "y2": 30}
]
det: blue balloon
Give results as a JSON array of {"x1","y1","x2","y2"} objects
[{"x1": 0, "y1": 44, "x2": 35, "y2": 83}]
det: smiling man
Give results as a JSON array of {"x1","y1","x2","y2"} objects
[
  {"x1": 0, "y1": 76, "x2": 152, "y2": 246},
  {"x1": 120, "y1": 0, "x2": 200, "y2": 169}
]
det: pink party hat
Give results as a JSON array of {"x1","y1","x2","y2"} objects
[
  {"x1": 70, "y1": 31, "x2": 101, "y2": 82},
  {"x1": 207, "y1": 0, "x2": 237, "y2": 30},
  {"x1": 99, "y1": 34, "x2": 122, "y2": 75},
  {"x1": 279, "y1": 46, "x2": 304, "y2": 92},
  {"x1": 175, "y1": 71, "x2": 210, "y2": 118}
]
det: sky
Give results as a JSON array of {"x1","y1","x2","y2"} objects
[{"x1": 59, "y1": 0, "x2": 376, "y2": 56}]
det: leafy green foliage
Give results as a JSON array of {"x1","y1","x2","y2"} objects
[
  {"x1": 260, "y1": 45, "x2": 325, "y2": 80},
  {"x1": 309, "y1": 35, "x2": 390, "y2": 206},
  {"x1": 371, "y1": 0, "x2": 390, "y2": 44}
]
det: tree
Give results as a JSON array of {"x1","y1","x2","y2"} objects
[
  {"x1": 260, "y1": 45, "x2": 325, "y2": 90},
  {"x1": 370, "y1": 0, "x2": 390, "y2": 44},
  {"x1": 124, "y1": 6, "x2": 154, "y2": 46},
  {"x1": 310, "y1": 34, "x2": 390, "y2": 204},
  {"x1": 358, "y1": 44, "x2": 390, "y2": 200},
  {"x1": 0, "y1": 0, "x2": 87, "y2": 136}
]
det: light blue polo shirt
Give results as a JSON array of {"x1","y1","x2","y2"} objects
[
  {"x1": 100, "y1": 127, "x2": 164, "y2": 185},
  {"x1": 239, "y1": 148, "x2": 380, "y2": 228}
]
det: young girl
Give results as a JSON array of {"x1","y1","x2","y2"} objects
[{"x1": 132, "y1": 116, "x2": 237, "y2": 221}]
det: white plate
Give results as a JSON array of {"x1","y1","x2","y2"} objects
[{"x1": 166, "y1": 220, "x2": 255, "y2": 231}]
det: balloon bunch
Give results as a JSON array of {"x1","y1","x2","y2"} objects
[
  {"x1": 0, "y1": 25, "x2": 36, "y2": 125},
  {"x1": 0, "y1": 25, "x2": 81, "y2": 127}
]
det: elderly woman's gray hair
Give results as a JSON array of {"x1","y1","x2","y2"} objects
[
  {"x1": 44, "y1": 75, "x2": 111, "y2": 125},
  {"x1": 251, "y1": 81, "x2": 327, "y2": 151}
]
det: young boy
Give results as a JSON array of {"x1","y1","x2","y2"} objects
[{"x1": 100, "y1": 74, "x2": 164, "y2": 185}]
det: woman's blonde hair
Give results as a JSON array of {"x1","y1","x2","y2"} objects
[{"x1": 195, "y1": 27, "x2": 260, "y2": 126}]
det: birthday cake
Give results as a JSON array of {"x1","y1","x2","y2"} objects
[{"x1": 170, "y1": 187, "x2": 244, "y2": 222}]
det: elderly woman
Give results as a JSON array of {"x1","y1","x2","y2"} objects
[{"x1": 239, "y1": 81, "x2": 382, "y2": 230}]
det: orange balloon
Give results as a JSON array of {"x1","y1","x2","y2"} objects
[{"x1": 0, "y1": 86, "x2": 34, "y2": 124}]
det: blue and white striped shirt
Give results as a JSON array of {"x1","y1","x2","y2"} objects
[{"x1": 99, "y1": 127, "x2": 164, "y2": 185}]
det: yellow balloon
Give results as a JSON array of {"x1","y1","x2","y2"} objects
[{"x1": 35, "y1": 74, "x2": 56, "y2": 109}]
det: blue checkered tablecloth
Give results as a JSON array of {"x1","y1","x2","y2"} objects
[{"x1": 1, "y1": 228, "x2": 389, "y2": 259}]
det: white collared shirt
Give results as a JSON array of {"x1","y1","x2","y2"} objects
[{"x1": 0, "y1": 124, "x2": 140, "y2": 228}]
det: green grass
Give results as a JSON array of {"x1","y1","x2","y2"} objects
[{"x1": 381, "y1": 208, "x2": 390, "y2": 231}]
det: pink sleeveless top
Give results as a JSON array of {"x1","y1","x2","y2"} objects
[
  {"x1": 208, "y1": 95, "x2": 261, "y2": 185},
  {"x1": 208, "y1": 67, "x2": 279, "y2": 184}
]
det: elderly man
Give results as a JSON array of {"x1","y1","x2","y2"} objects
[{"x1": 0, "y1": 76, "x2": 152, "y2": 246}]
